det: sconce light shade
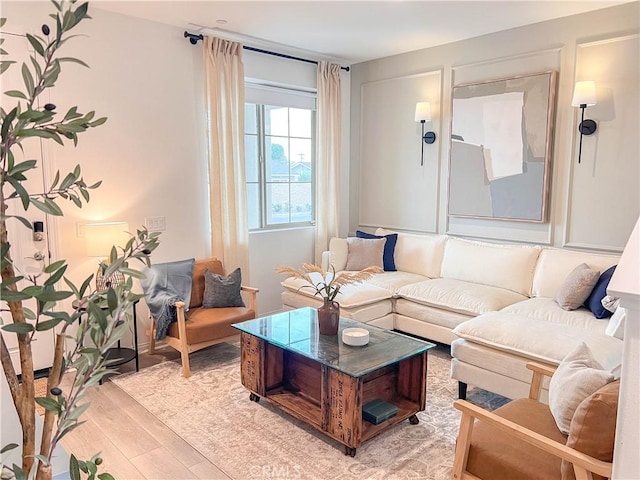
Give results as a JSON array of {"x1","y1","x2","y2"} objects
[
  {"x1": 85, "y1": 222, "x2": 130, "y2": 257},
  {"x1": 414, "y1": 101, "x2": 437, "y2": 166},
  {"x1": 414, "y1": 102, "x2": 432, "y2": 122},
  {"x1": 571, "y1": 81, "x2": 597, "y2": 107}
]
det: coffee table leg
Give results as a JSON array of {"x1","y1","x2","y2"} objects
[
  {"x1": 249, "y1": 393, "x2": 260, "y2": 402},
  {"x1": 344, "y1": 446, "x2": 356, "y2": 457},
  {"x1": 409, "y1": 414, "x2": 419, "y2": 425}
]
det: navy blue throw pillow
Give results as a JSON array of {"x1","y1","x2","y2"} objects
[
  {"x1": 355, "y1": 230, "x2": 397, "y2": 271},
  {"x1": 584, "y1": 265, "x2": 617, "y2": 319}
]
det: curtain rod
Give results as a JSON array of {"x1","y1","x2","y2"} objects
[{"x1": 184, "y1": 31, "x2": 350, "y2": 72}]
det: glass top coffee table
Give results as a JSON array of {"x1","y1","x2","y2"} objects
[{"x1": 233, "y1": 307, "x2": 435, "y2": 456}]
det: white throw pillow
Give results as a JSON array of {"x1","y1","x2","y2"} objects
[
  {"x1": 605, "y1": 307, "x2": 626, "y2": 340},
  {"x1": 344, "y1": 237, "x2": 385, "y2": 271},
  {"x1": 549, "y1": 342, "x2": 614, "y2": 434}
]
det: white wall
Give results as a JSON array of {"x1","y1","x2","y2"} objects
[
  {"x1": 350, "y1": 3, "x2": 639, "y2": 252},
  {"x1": 243, "y1": 50, "x2": 351, "y2": 315},
  {"x1": 2, "y1": 2, "x2": 351, "y2": 343}
]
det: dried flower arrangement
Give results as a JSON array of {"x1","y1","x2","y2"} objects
[{"x1": 276, "y1": 263, "x2": 382, "y2": 301}]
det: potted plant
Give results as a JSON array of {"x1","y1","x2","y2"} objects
[
  {"x1": 276, "y1": 263, "x2": 381, "y2": 335},
  {"x1": 1, "y1": 2, "x2": 160, "y2": 478}
]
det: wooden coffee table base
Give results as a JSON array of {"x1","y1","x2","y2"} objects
[{"x1": 239, "y1": 332, "x2": 428, "y2": 456}]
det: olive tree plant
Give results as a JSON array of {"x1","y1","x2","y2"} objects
[{"x1": 0, "y1": 1, "x2": 160, "y2": 479}]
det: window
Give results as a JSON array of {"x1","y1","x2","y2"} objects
[{"x1": 244, "y1": 84, "x2": 316, "y2": 230}]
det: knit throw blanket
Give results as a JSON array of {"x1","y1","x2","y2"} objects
[{"x1": 141, "y1": 258, "x2": 195, "y2": 340}]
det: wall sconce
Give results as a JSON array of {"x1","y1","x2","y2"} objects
[
  {"x1": 414, "y1": 102, "x2": 436, "y2": 166},
  {"x1": 571, "y1": 81, "x2": 597, "y2": 164},
  {"x1": 85, "y1": 222, "x2": 130, "y2": 292}
]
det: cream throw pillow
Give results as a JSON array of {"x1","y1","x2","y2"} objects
[
  {"x1": 554, "y1": 263, "x2": 600, "y2": 311},
  {"x1": 549, "y1": 342, "x2": 615, "y2": 434},
  {"x1": 345, "y1": 237, "x2": 384, "y2": 271}
]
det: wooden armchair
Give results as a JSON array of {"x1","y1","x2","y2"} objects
[
  {"x1": 148, "y1": 258, "x2": 258, "y2": 377},
  {"x1": 452, "y1": 362, "x2": 618, "y2": 480}
]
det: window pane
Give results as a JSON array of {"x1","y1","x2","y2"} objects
[
  {"x1": 266, "y1": 136, "x2": 289, "y2": 183},
  {"x1": 265, "y1": 106, "x2": 289, "y2": 136},
  {"x1": 245, "y1": 104, "x2": 258, "y2": 134},
  {"x1": 289, "y1": 108, "x2": 311, "y2": 138},
  {"x1": 246, "y1": 183, "x2": 260, "y2": 229},
  {"x1": 267, "y1": 183, "x2": 290, "y2": 225},
  {"x1": 290, "y1": 183, "x2": 312, "y2": 223},
  {"x1": 245, "y1": 134, "x2": 259, "y2": 183},
  {"x1": 289, "y1": 138, "x2": 312, "y2": 182}
]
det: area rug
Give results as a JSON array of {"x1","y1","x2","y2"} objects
[{"x1": 112, "y1": 342, "x2": 508, "y2": 480}]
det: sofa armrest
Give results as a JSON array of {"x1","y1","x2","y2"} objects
[
  {"x1": 452, "y1": 400, "x2": 613, "y2": 480},
  {"x1": 241, "y1": 285, "x2": 259, "y2": 313},
  {"x1": 321, "y1": 250, "x2": 331, "y2": 271},
  {"x1": 526, "y1": 361, "x2": 556, "y2": 401}
]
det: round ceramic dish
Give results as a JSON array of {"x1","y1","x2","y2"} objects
[{"x1": 342, "y1": 327, "x2": 370, "y2": 346}]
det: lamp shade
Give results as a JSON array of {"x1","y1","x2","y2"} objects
[
  {"x1": 414, "y1": 102, "x2": 431, "y2": 122},
  {"x1": 85, "y1": 222, "x2": 130, "y2": 257},
  {"x1": 571, "y1": 81, "x2": 597, "y2": 107}
]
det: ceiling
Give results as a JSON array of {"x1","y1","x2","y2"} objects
[{"x1": 93, "y1": 1, "x2": 630, "y2": 64}]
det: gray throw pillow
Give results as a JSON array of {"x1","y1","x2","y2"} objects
[
  {"x1": 554, "y1": 263, "x2": 600, "y2": 311},
  {"x1": 202, "y1": 268, "x2": 245, "y2": 308},
  {"x1": 344, "y1": 237, "x2": 385, "y2": 271}
]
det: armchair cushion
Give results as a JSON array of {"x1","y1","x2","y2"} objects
[
  {"x1": 169, "y1": 306, "x2": 254, "y2": 344},
  {"x1": 466, "y1": 398, "x2": 567, "y2": 480},
  {"x1": 202, "y1": 267, "x2": 245, "y2": 308},
  {"x1": 190, "y1": 258, "x2": 224, "y2": 308},
  {"x1": 562, "y1": 380, "x2": 620, "y2": 480}
]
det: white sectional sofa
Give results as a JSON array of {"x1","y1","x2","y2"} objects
[{"x1": 280, "y1": 229, "x2": 623, "y2": 401}]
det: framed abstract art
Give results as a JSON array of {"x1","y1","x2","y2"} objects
[{"x1": 448, "y1": 71, "x2": 557, "y2": 222}]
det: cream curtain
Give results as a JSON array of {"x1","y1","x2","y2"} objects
[
  {"x1": 315, "y1": 62, "x2": 342, "y2": 264},
  {"x1": 203, "y1": 36, "x2": 249, "y2": 277}
]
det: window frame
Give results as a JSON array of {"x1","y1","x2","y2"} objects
[{"x1": 245, "y1": 95, "x2": 317, "y2": 231}]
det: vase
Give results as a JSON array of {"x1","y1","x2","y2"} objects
[{"x1": 317, "y1": 298, "x2": 340, "y2": 335}]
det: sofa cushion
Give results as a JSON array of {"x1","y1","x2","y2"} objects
[
  {"x1": 376, "y1": 228, "x2": 447, "y2": 278},
  {"x1": 356, "y1": 230, "x2": 398, "y2": 271},
  {"x1": 440, "y1": 237, "x2": 541, "y2": 296},
  {"x1": 452, "y1": 312, "x2": 623, "y2": 368},
  {"x1": 584, "y1": 265, "x2": 617, "y2": 318},
  {"x1": 532, "y1": 248, "x2": 619, "y2": 299},
  {"x1": 561, "y1": 380, "x2": 619, "y2": 480},
  {"x1": 363, "y1": 271, "x2": 429, "y2": 295},
  {"x1": 554, "y1": 263, "x2": 600, "y2": 311},
  {"x1": 281, "y1": 276, "x2": 392, "y2": 308},
  {"x1": 281, "y1": 290, "x2": 393, "y2": 323},
  {"x1": 502, "y1": 298, "x2": 607, "y2": 333},
  {"x1": 397, "y1": 278, "x2": 527, "y2": 316},
  {"x1": 466, "y1": 398, "x2": 566, "y2": 480},
  {"x1": 395, "y1": 299, "x2": 473, "y2": 329},
  {"x1": 549, "y1": 343, "x2": 614, "y2": 434}
]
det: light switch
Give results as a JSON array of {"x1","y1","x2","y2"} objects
[{"x1": 145, "y1": 216, "x2": 166, "y2": 231}]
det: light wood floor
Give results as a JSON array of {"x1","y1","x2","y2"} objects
[{"x1": 60, "y1": 346, "x2": 232, "y2": 480}]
